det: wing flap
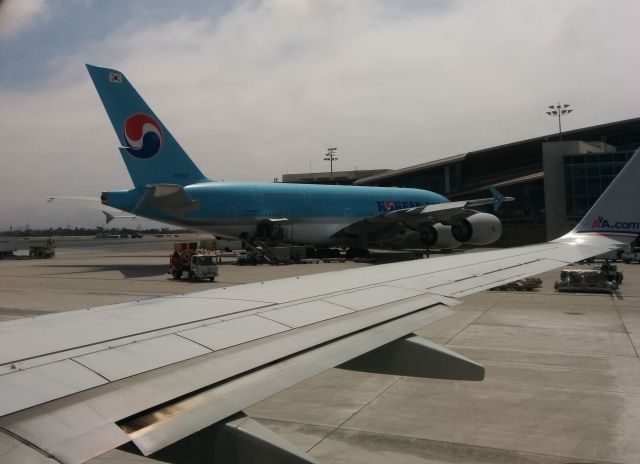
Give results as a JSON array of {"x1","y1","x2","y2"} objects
[
  {"x1": 5, "y1": 401, "x2": 129, "y2": 464},
  {"x1": 122, "y1": 304, "x2": 452, "y2": 455}
]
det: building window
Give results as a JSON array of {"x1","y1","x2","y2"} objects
[{"x1": 564, "y1": 151, "x2": 633, "y2": 222}]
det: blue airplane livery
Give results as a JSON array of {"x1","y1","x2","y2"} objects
[{"x1": 88, "y1": 65, "x2": 512, "y2": 252}]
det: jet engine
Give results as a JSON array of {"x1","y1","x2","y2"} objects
[
  {"x1": 451, "y1": 212, "x2": 502, "y2": 246},
  {"x1": 420, "y1": 223, "x2": 461, "y2": 249}
]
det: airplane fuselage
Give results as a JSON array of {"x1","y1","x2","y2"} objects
[{"x1": 103, "y1": 182, "x2": 448, "y2": 246}]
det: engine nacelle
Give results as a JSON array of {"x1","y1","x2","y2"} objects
[
  {"x1": 420, "y1": 223, "x2": 461, "y2": 250},
  {"x1": 451, "y1": 212, "x2": 502, "y2": 246}
]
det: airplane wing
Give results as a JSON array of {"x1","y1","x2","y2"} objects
[
  {"x1": 2, "y1": 150, "x2": 638, "y2": 464},
  {"x1": 342, "y1": 200, "x2": 471, "y2": 233},
  {"x1": 338, "y1": 188, "x2": 514, "y2": 237},
  {"x1": 335, "y1": 187, "x2": 514, "y2": 242}
]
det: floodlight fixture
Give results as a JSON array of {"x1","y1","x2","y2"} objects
[
  {"x1": 324, "y1": 147, "x2": 339, "y2": 182},
  {"x1": 545, "y1": 103, "x2": 573, "y2": 141}
]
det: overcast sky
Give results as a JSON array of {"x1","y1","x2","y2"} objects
[{"x1": 1, "y1": 0, "x2": 640, "y2": 229}]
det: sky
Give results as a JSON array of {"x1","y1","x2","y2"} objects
[{"x1": 1, "y1": 0, "x2": 640, "y2": 229}]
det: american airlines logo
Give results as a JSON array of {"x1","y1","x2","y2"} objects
[
  {"x1": 377, "y1": 200, "x2": 425, "y2": 212},
  {"x1": 591, "y1": 216, "x2": 640, "y2": 230}
]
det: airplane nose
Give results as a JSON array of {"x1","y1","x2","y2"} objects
[{"x1": 100, "y1": 192, "x2": 109, "y2": 206}]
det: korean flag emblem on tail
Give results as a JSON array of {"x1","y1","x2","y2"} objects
[{"x1": 108, "y1": 72, "x2": 123, "y2": 83}]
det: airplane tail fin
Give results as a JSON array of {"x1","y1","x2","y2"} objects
[
  {"x1": 489, "y1": 187, "x2": 505, "y2": 212},
  {"x1": 86, "y1": 65, "x2": 209, "y2": 188},
  {"x1": 569, "y1": 148, "x2": 640, "y2": 242}
]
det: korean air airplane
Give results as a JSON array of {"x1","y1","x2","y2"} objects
[{"x1": 89, "y1": 65, "x2": 511, "y2": 253}]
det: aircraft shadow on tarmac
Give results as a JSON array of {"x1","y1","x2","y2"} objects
[{"x1": 47, "y1": 264, "x2": 168, "y2": 279}]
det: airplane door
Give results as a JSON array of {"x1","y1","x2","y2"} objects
[
  {"x1": 344, "y1": 207, "x2": 351, "y2": 218},
  {"x1": 252, "y1": 188, "x2": 265, "y2": 203},
  {"x1": 301, "y1": 188, "x2": 312, "y2": 204},
  {"x1": 282, "y1": 207, "x2": 292, "y2": 241},
  {"x1": 227, "y1": 207, "x2": 238, "y2": 220}
]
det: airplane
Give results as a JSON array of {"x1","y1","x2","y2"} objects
[
  {"x1": 88, "y1": 64, "x2": 513, "y2": 254},
  {"x1": 1, "y1": 95, "x2": 639, "y2": 463}
]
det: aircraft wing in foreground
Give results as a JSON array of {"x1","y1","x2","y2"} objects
[{"x1": 2, "y1": 135, "x2": 639, "y2": 464}]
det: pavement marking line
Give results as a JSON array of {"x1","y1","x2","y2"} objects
[
  {"x1": 305, "y1": 375, "x2": 404, "y2": 455},
  {"x1": 442, "y1": 297, "x2": 503, "y2": 346},
  {"x1": 613, "y1": 296, "x2": 640, "y2": 361}
]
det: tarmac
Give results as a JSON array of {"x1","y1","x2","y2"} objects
[{"x1": 2, "y1": 236, "x2": 640, "y2": 464}]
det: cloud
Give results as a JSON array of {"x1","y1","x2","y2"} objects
[
  {"x1": 1, "y1": 0, "x2": 640, "y2": 228},
  {"x1": 0, "y1": 0, "x2": 47, "y2": 39}
]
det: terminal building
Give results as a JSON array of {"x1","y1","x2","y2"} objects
[{"x1": 283, "y1": 117, "x2": 640, "y2": 246}]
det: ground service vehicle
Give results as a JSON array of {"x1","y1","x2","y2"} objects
[
  {"x1": 555, "y1": 268, "x2": 618, "y2": 293},
  {"x1": 622, "y1": 247, "x2": 640, "y2": 263},
  {"x1": 0, "y1": 237, "x2": 17, "y2": 259},
  {"x1": 597, "y1": 261, "x2": 624, "y2": 286},
  {"x1": 28, "y1": 239, "x2": 55, "y2": 258},
  {"x1": 170, "y1": 241, "x2": 218, "y2": 281}
]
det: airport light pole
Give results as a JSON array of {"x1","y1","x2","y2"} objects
[
  {"x1": 324, "y1": 147, "x2": 338, "y2": 182},
  {"x1": 545, "y1": 103, "x2": 573, "y2": 142}
]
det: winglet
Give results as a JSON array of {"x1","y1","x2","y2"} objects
[
  {"x1": 465, "y1": 189, "x2": 514, "y2": 211},
  {"x1": 570, "y1": 148, "x2": 640, "y2": 241},
  {"x1": 489, "y1": 187, "x2": 505, "y2": 212}
]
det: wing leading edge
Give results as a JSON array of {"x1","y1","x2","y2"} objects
[{"x1": 2, "y1": 148, "x2": 639, "y2": 462}]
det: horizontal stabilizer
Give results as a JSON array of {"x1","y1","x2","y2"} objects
[
  {"x1": 339, "y1": 334, "x2": 485, "y2": 381},
  {"x1": 102, "y1": 210, "x2": 136, "y2": 224},
  {"x1": 133, "y1": 184, "x2": 199, "y2": 215}
]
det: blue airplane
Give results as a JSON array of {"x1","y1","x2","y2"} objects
[{"x1": 89, "y1": 65, "x2": 511, "y2": 252}]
